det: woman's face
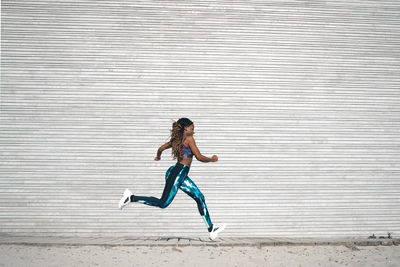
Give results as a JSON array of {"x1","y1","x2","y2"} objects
[{"x1": 184, "y1": 124, "x2": 195, "y2": 136}]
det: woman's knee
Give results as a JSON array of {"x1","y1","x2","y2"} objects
[
  {"x1": 197, "y1": 192, "x2": 205, "y2": 202},
  {"x1": 159, "y1": 201, "x2": 171, "y2": 209}
]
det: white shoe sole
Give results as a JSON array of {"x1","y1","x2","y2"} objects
[
  {"x1": 210, "y1": 223, "x2": 227, "y2": 240},
  {"x1": 118, "y1": 188, "x2": 132, "y2": 210}
]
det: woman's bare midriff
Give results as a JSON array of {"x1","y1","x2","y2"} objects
[{"x1": 178, "y1": 157, "x2": 192, "y2": 167}]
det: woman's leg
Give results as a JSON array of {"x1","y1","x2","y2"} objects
[
  {"x1": 131, "y1": 164, "x2": 189, "y2": 208},
  {"x1": 179, "y1": 176, "x2": 213, "y2": 231}
]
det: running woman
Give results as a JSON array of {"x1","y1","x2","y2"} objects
[{"x1": 118, "y1": 117, "x2": 226, "y2": 240}]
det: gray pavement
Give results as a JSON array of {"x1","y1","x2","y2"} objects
[{"x1": 0, "y1": 234, "x2": 398, "y2": 247}]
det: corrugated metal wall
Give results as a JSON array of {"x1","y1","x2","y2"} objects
[{"x1": 1, "y1": 0, "x2": 399, "y2": 238}]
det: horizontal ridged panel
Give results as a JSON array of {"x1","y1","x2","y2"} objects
[{"x1": 1, "y1": 0, "x2": 399, "y2": 238}]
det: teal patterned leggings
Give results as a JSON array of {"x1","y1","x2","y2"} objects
[{"x1": 131, "y1": 163, "x2": 213, "y2": 229}]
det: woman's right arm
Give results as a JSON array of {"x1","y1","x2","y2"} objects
[
  {"x1": 187, "y1": 136, "x2": 218, "y2": 163},
  {"x1": 154, "y1": 141, "x2": 172, "y2": 161}
]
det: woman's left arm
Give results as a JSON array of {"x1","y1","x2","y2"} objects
[{"x1": 155, "y1": 141, "x2": 172, "y2": 160}]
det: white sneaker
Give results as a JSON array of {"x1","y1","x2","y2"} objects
[
  {"x1": 209, "y1": 223, "x2": 226, "y2": 240},
  {"x1": 118, "y1": 189, "x2": 132, "y2": 209}
]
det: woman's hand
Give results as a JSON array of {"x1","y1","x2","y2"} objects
[
  {"x1": 211, "y1": 155, "x2": 218, "y2": 162},
  {"x1": 154, "y1": 156, "x2": 161, "y2": 161}
]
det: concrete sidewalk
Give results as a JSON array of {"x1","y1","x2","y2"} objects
[{"x1": 1, "y1": 234, "x2": 398, "y2": 247}]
